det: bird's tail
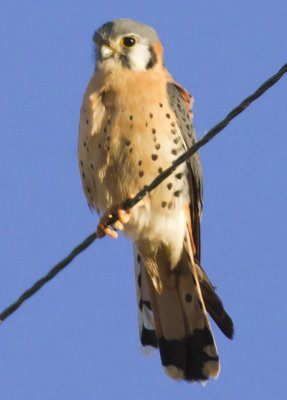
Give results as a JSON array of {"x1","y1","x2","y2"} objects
[{"x1": 133, "y1": 234, "x2": 233, "y2": 382}]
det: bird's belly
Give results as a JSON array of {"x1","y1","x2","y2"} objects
[
  {"x1": 79, "y1": 103, "x2": 189, "y2": 257},
  {"x1": 95, "y1": 135, "x2": 188, "y2": 262}
]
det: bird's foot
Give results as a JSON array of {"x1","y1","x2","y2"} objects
[{"x1": 96, "y1": 194, "x2": 142, "y2": 239}]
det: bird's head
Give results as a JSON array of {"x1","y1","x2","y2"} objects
[{"x1": 93, "y1": 19, "x2": 163, "y2": 72}]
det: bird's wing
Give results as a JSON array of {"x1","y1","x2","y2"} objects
[
  {"x1": 166, "y1": 81, "x2": 233, "y2": 339},
  {"x1": 166, "y1": 81, "x2": 203, "y2": 262}
]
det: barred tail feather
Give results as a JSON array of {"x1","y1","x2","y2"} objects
[
  {"x1": 133, "y1": 231, "x2": 233, "y2": 382},
  {"x1": 133, "y1": 246, "x2": 158, "y2": 353},
  {"x1": 196, "y1": 262, "x2": 234, "y2": 339},
  {"x1": 142, "y1": 238, "x2": 220, "y2": 382}
]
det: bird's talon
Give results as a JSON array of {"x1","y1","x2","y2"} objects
[
  {"x1": 118, "y1": 209, "x2": 130, "y2": 224},
  {"x1": 105, "y1": 227, "x2": 118, "y2": 239},
  {"x1": 97, "y1": 195, "x2": 139, "y2": 239},
  {"x1": 113, "y1": 220, "x2": 124, "y2": 231},
  {"x1": 97, "y1": 223, "x2": 118, "y2": 239}
]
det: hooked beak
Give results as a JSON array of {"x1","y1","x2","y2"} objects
[{"x1": 100, "y1": 44, "x2": 114, "y2": 60}]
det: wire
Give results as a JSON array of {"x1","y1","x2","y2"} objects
[
  {"x1": 0, "y1": 232, "x2": 97, "y2": 323},
  {"x1": 0, "y1": 63, "x2": 286, "y2": 324},
  {"x1": 122, "y1": 63, "x2": 287, "y2": 213}
]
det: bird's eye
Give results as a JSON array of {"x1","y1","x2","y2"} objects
[{"x1": 121, "y1": 36, "x2": 136, "y2": 47}]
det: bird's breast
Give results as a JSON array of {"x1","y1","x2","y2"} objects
[{"x1": 79, "y1": 69, "x2": 189, "y2": 249}]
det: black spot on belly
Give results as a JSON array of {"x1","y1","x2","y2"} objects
[
  {"x1": 155, "y1": 143, "x2": 160, "y2": 150},
  {"x1": 152, "y1": 128, "x2": 156, "y2": 134},
  {"x1": 185, "y1": 294, "x2": 192, "y2": 303},
  {"x1": 161, "y1": 201, "x2": 167, "y2": 208},
  {"x1": 167, "y1": 183, "x2": 173, "y2": 190},
  {"x1": 174, "y1": 190, "x2": 181, "y2": 197},
  {"x1": 158, "y1": 167, "x2": 163, "y2": 173},
  {"x1": 151, "y1": 154, "x2": 158, "y2": 161},
  {"x1": 139, "y1": 170, "x2": 144, "y2": 177},
  {"x1": 138, "y1": 160, "x2": 142, "y2": 166},
  {"x1": 176, "y1": 173, "x2": 183, "y2": 179}
]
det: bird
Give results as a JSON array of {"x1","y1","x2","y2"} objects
[{"x1": 78, "y1": 18, "x2": 233, "y2": 383}]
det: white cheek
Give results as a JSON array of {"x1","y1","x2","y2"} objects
[{"x1": 129, "y1": 43, "x2": 151, "y2": 71}]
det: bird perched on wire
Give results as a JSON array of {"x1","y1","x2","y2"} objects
[{"x1": 78, "y1": 18, "x2": 233, "y2": 382}]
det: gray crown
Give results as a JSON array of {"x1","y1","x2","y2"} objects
[{"x1": 94, "y1": 18, "x2": 159, "y2": 44}]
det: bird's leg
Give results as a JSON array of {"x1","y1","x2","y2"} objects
[{"x1": 96, "y1": 194, "x2": 143, "y2": 239}]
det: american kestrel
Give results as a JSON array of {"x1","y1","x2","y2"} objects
[{"x1": 78, "y1": 19, "x2": 233, "y2": 382}]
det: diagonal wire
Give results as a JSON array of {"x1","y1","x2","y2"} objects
[
  {"x1": 0, "y1": 63, "x2": 286, "y2": 324},
  {"x1": 0, "y1": 232, "x2": 98, "y2": 323},
  {"x1": 121, "y1": 63, "x2": 287, "y2": 213}
]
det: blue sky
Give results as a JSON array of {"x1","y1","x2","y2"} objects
[{"x1": 1, "y1": 1, "x2": 287, "y2": 399}]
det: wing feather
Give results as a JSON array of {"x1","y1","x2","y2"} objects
[
  {"x1": 166, "y1": 82, "x2": 203, "y2": 262},
  {"x1": 166, "y1": 82, "x2": 234, "y2": 339}
]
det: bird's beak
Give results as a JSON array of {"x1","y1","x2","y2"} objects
[{"x1": 101, "y1": 44, "x2": 114, "y2": 60}]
